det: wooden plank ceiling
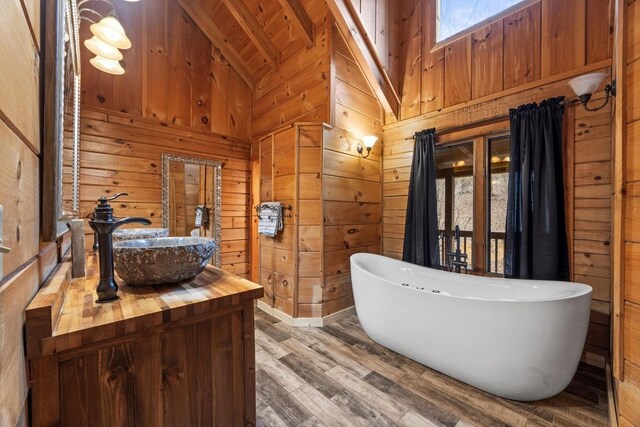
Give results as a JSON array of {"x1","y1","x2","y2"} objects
[{"x1": 177, "y1": 0, "x2": 314, "y2": 89}]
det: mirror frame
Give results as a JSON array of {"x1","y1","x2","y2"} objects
[
  {"x1": 42, "y1": 0, "x2": 81, "y2": 241},
  {"x1": 161, "y1": 153, "x2": 223, "y2": 267}
]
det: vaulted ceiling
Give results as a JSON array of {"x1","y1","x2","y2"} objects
[{"x1": 177, "y1": 0, "x2": 321, "y2": 89}]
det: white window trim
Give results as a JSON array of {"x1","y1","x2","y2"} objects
[{"x1": 431, "y1": 0, "x2": 540, "y2": 52}]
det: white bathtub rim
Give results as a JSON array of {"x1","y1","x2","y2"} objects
[{"x1": 350, "y1": 252, "x2": 592, "y2": 303}]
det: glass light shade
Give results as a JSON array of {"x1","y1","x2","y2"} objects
[
  {"x1": 90, "y1": 55, "x2": 125, "y2": 75},
  {"x1": 84, "y1": 36, "x2": 123, "y2": 60},
  {"x1": 361, "y1": 135, "x2": 378, "y2": 149},
  {"x1": 568, "y1": 72, "x2": 607, "y2": 97},
  {"x1": 90, "y1": 17, "x2": 132, "y2": 49}
]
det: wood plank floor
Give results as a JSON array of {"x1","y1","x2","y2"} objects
[{"x1": 254, "y1": 310, "x2": 609, "y2": 427}]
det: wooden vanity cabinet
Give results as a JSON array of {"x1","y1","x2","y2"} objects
[{"x1": 27, "y1": 259, "x2": 263, "y2": 427}]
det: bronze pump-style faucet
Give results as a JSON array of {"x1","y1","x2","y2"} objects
[{"x1": 89, "y1": 193, "x2": 151, "y2": 303}]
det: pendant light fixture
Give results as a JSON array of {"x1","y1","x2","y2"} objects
[
  {"x1": 79, "y1": 0, "x2": 139, "y2": 75},
  {"x1": 90, "y1": 55, "x2": 125, "y2": 75},
  {"x1": 84, "y1": 36, "x2": 123, "y2": 60},
  {"x1": 90, "y1": 15, "x2": 132, "y2": 49}
]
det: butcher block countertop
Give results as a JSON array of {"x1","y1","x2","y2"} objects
[{"x1": 25, "y1": 254, "x2": 263, "y2": 359}]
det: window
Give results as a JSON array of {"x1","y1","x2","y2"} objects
[
  {"x1": 435, "y1": 141, "x2": 474, "y2": 268},
  {"x1": 487, "y1": 136, "x2": 510, "y2": 274},
  {"x1": 434, "y1": 131, "x2": 510, "y2": 275},
  {"x1": 437, "y1": 0, "x2": 525, "y2": 42}
]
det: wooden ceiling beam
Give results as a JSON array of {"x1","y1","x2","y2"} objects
[
  {"x1": 326, "y1": 0, "x2": 400, "y2": 118},
  {"x1": 178, "y1": 0, "x2": 255, "y2": 89},
  {"x1": 277, "y1": 0, "x2": 314, "y2": 48},
  {"x1": 221, "y1": 0, "x2": 280, "y2": 71}
]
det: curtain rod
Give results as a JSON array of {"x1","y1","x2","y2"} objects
[
  {"x1": 404, "y1": 98, "x2": 578, "y2": 140},
  {"x1": 403, "y1": 115, "x2": 508, "y2": 140}
]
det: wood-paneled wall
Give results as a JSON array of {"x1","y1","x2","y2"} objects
[
  {"x1": 613, "y1": 0, "x2": 640, "y2": 424},
  {"x1": 346, "y1": 0, "x2": 401, "y2": 94},
  {"x1": 252, "y1": 1, "x2": 330, "y2": 138},
  {"x1": 76, "y1": 107, "x2": 252, "y2": 277},
  {"x1": 80, "y1": 0, "x2": 251, "y2": 140},
  {"x1": 319, "y1": 26, "x2": 383, "y2": 318},
  {"x1": 0, "y1": 1, "x2": 66, "y2": 425},
  {"x1": 259, "y1": 125, "x2": 327, "y2": 317},
  {"x1": 568, "y1": 103, "x2": 613, "y2": 368},
  {"x1": 397, "y1": 0, "x2": 613, "y2": 122},
  {"x1": 78, "y1": 0, "x2": 254, "y2": 278}
]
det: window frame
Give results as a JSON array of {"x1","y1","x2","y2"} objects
[
  {"x1": 432, "y1": 0, "x2": 539, "y2": 52},
  {"x1": 435, "y1": 128, "x2": 510, "y2": 276},
  {"x1": 484, "y1": 133, "x2": 511, "y2": 276}
]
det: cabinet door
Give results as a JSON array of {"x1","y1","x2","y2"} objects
[{"x1": 58, "y1": 311, "x2": 249, "y2": 427}]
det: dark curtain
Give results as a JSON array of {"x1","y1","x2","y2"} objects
[
  {"x1": 504, "y1": 97, "x2": 569, "y2": 280},
  {"x1": 403, "y1": 129, "x2": 440, "y2": 268}
]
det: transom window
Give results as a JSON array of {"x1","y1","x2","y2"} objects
[{"x1": 437, "y1": 0, "x2": 525, "y2": 42}]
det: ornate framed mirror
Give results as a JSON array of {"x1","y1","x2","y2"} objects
[{"x1": 161, "y1": 154, "x2": 223, "y2": 267}]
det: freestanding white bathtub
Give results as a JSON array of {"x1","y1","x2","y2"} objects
[{"x1": 350, "y1": 253, "x2": 592, "y2": 401}]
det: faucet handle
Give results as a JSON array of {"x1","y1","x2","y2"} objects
[
  {"x1": 99, "y1": 192, "x2": 128, "y2": 203},
  {"x1": 106, "y1": 192, "x2": 128, "y2": 201}
]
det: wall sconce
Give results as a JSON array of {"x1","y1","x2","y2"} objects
[
  {"x1": 79, "y1": 0, "x2": 139, "y2": 75},
  {"x1": 357, "y1": 135, "x2": 378, "y2": 159},
  {"x1": 568, "y1": 72, "x2": 616, "y2": 112}
]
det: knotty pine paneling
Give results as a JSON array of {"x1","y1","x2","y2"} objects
[
  {"x1": 252, "y1": 5, "x2": 330, "y2": 138},
  {"x1": 503, "y1": 3, "x2": 541, "y2": 90},
  {"x1": 541, "y1": 0, "x2": 587, "y2": 77},
  {"x1": 80, "y1": 0, "x2": 251, "y2": 140},
  {"x1": 421, "y1": 0, "x2": 444, "y2": 115},
  {"x1": 381, "y1": 92, "x2": 613, "y2": 368},
  {"x1": 399, "y1": 0, "x2": 422, "y2": 120},
  {"x1": 0, "y1": 0, "x2": 43, "y2": 425},
  {"x1": 346, "y1": 0, "x2": 402, "y2": 98},
  {"x1": 471, "y1": 21, "x2": 503, "y2": 99},
  {"x1": 76, "y1": 107, "x2": 251, "y2": 277},
  {"x1": 333, "y1": 26, "x2": 384, "y2": 138},
  {"x1": 256, "y1": 125, "x2": 324, "y2": 317},
  {"x1": 253, "y1": 22, "x2": 384, "y2": 319},
  {"x1": 399, "y1": 0, "x2": 612, "y2": 121},
  {"x1": 323, "y1": 29, "x2": 383, "y2": 315}
]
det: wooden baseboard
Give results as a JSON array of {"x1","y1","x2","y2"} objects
[{"x1": 256, "y1": 301, "x2": 356, "y2": 327}]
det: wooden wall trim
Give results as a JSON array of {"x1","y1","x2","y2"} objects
[
  {"x1": 385, "y1": 58, "x2": 612, "y2": 131},
  {"x1": 612, "y1": 0, "x2": 627, "y2": 381}
]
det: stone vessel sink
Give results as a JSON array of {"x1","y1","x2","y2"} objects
[
  {"x1": 113, "y1": 237, "x2": 216, "y2": 286},
  {"x1": 113, "y1": 228, "x2": 169, "y2": 242}
]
